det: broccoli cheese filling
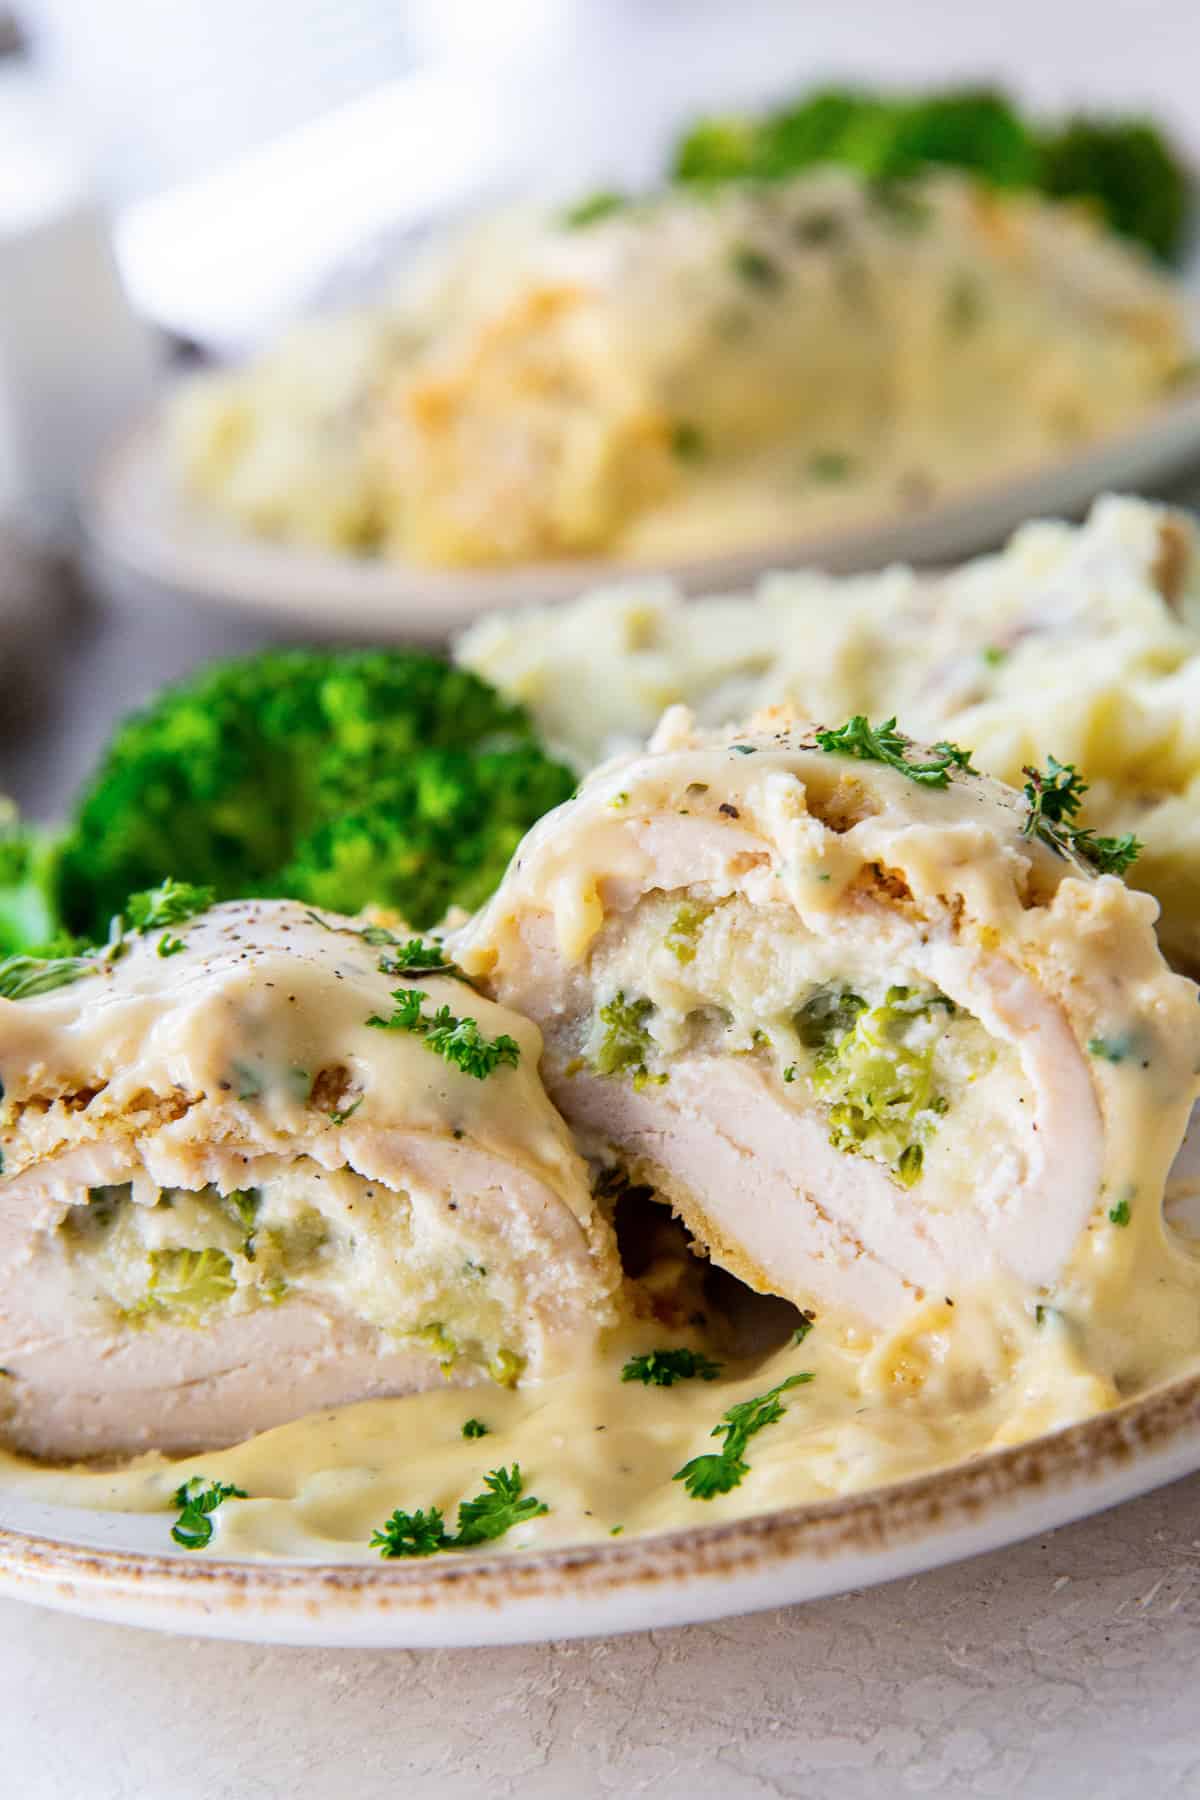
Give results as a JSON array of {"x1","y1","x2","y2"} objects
[
  {"x1": 580, "y1": 892, "x2": 1016, "y2": 1192},
  {"x1": 56, "y1": 1164, "x2": 525, "y2": 1386}
]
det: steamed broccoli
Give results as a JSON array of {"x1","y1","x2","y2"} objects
[
  {"x1": 0, "y1": 805, "x2": 66, "y2": 955},
  {"x1": 671, "y1": 85, "x2": 1191, "y2": 261},
  {"x1": 56, "y1": 649, "x2": 575, "y2": 938},
  {"x1": 673, "y1": 86, "x2": 1034, "y2": 190},
  {"x1": 1038, "y1": 115, "x2": 1192, "y2": 264}
]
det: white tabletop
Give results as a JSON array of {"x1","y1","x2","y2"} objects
[{"x1": 3, "y1": 1469, "x2": 1199, "y2": 1798}]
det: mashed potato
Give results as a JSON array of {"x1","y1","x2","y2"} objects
[
  {"x1": 171, "y1": 171, "x2": 1192, "y2": 568},
  {"x1": 458, "y1": 495, "x2": 1200, "y2": 969}
]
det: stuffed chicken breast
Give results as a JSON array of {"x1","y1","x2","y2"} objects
[
  {"x1": 456, "y1": 707, "x2": 1200, "y2": 1350},
  {"x1": 0, "y1": 899, "x2": 620, "y2": 1459}
]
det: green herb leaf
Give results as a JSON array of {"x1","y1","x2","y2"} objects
[
  {"x1": 366, "y1": 988, "x2": 521, "y2": 1080},
  {"x1": 621, "y1": 1348, "x2": 724, "y2": 1387},
  {"x1": 730, "y1": 244, "x2": 782, "y2": 287},
  {"x1": 562, "y1": 189, "x2": 628, "y2": 228},
  {"x1": 0, "y1": 951, "x2": 96, "y2": 1001},
  {"x1": 808, "y1": 449, "x2": 854, "y2": 482},
  {"x1": 453, "y1": 1464, "x2": 549, "y2": 1547},
  {"x1": 369, "y1": 1505, "x2": 449, "y2": 1558},
  {"x1": 371, "y1": 1464, "x2": 548, "y2": 1558},
  {"x1": 124, "y1": 878, "x2": 215, "y2": 933},
  {"x1": 815, "y1": 716, "x2": 977, "y2": 787},
  {"x1": 462, "y1": 1418, "x2": 490, "y2": 1440},
  {"x1": 674, "y1": 1372, "x2": 814, "y2": 1500},
  {"x1": 170, "y1": 1477, "x2": 248, "y2": 1549},
  {"x1": 1021, "y1": 758, "x2": 1142, "y2": 875},
  {"x1": 375, "y1": 936, "x2": 474, "y2": 984}
]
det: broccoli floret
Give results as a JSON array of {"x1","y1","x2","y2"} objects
[
  {"x1": 56, "y1": 650, "x2": 575, "y2": 937},
  {"x1": 671, "y1": 86, "x2": 1191, "y2": 261},
  {"x1": 674, "y1": 88, "x2": 892, "y2": 185},
  {"x1": 0, "y1": 807, "x2": 66, "y2": 955},
  {"x1": 796, "y1": 984, "x2": 953, "y2": 1181},
  {"x1": 879, "y1": 89, "x2": 1036, "y2": 187},
  {"x1": 1038, "y1": 115, "x2": 1192, "y2": 262},
  {"x1": 593, "y1": 991, "x2": 657, "y2": 1079},
  {"x1": 128, "y1": 1248, "x2": 237, "y2": 1324},
  {"x1": 674, "y1": 86, "x2": 1034, "y2": 190}
]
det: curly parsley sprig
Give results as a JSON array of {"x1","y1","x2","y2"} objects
[
  {"x1": 305, "y1": 912, "x2": 476, "y2": 984},
  {"x1": 1020, "y1": 757, "x2": 1142, "y2": 876},
  {"x1": 370, "y1": 1464, "x2": 548, "y2": 1558},
  {"x1": 366, "y1": 987, "x2": 521, "y2": 1079},
  {"x1": 170, "y1": 1476, "x2": 248, "y2": 1549},
  {"x1": 673, "y1": 1372, "x2": 814, "y2": 1500},
  {"x1": 815, "y1": 716, "x2": 977, "y2": 788},
  {"x1": 622, "y1": 1348, "x2": 724, "y2": 1387}
]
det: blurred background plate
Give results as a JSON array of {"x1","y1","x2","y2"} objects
[{"x1": 87, "y1": 382, "x2": 1200, "y2": 641}]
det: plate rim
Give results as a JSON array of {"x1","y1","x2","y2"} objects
[
  {"x1": 3, "y1": 1364, "x2": 1199, "y2": 1645},
  {"x1": 86, "y1": 383, "x2": 1200, "y2": 639}
]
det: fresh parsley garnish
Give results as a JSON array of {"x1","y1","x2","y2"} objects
[
  {"x1": 1020, "y1": 758, "x2": 1142, "y2": 876},
  {"x1": 815, "y1": 716, "x2": 977, "y2": 788},
  {"x1": 462, "y1": 1418, "x2": 490, "y2": 1439},
  {"x1": 1, "y1": 876, "x2": 214, "y2": 1002},
  {"x1": 370, "y1": 1464, "x2": 548, "y2": 1558},
  {"x1": 0, "y1": 950, "x2": 96, "y2": 1001},
  {"x1": 621, "y1": 1348, "x2": 724, "y2": 1387},
  {"x1": 366, "y1": 988, "x2": 521, "y2": 1080},
  {"x1": 809, "y1": 449, "x2": 853, "y2": 482},
  {"x1": 306, "y1": 911, "x2": 474, "y2": 982},
  {"x1": 376, "y1": 937, "x2": 474, "y2": 984},
  {"x1": 170, "y1": 1476, "x2": 248, "y2": 1549},
  {"x1": 730, "y1": 244, "x2": 781, "y2": 287},
  {"x1": 792, "y1": 1309, "x2": 816, "y2": 1345},
  {"x1": 124, "y1": 878, "x2": 215, "y2": 932},
  {"x1": 1108, "y1": 1197, "x2": 1132, "y2": 1227},
  {"x1": 369, "y1": 1505, "x2": 448, "y2": 1558},
  {"x1": 673, "y1": 1373, "x2": 814, "y2": 1500},
  {"x1": 562, "y1": 188, "x2": 628, "y2": 228}
]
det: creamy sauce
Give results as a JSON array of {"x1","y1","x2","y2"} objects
[
  {"x1": 3, "y1": 735, "x2": 1200, "y2": 1559},
  {"x1": 8, "y1": 1303, "x2": 1194, "y2": 1562}
]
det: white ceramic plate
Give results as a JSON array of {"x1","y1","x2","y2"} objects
[
  {"x1": 86, "y1": 388, "x2": 1200, "y2": 643},
  {"x1": 2, "y1": 1371, "x2": 1199, "y2": 1647}
]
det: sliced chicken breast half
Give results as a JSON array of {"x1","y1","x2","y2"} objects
[
  {"x1": 457, "y1": 706, "x2": 1200, "y2": 1332},
  {"x1": 0, "y1": 900, "x2": 619, "y2": 1459}
]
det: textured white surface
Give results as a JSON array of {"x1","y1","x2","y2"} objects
[{"x1": 3, "y1": 1473, "x2": 1200, "y2": 1798}]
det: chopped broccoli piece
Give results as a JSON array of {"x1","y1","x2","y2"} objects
[
  {"x1": 128, "y1": 1248, "x2": 237, "y2": 1324},
  {"x1": 56, "y1": 650, "x2": 575, "y2": 938},
  {"x1": 593, "y1": 992, "x2": 658, "y2": 1079},
  {"x1": 796, "y1": 984, "x2": 954, "y2": 1181},
  {"x1": 664, "y1": 902, "x2": 711, "y2": 965}
]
